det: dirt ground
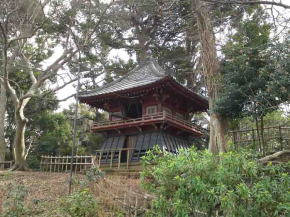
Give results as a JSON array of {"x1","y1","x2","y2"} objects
[
  {"x1": 0, "y1": 171, "x2": 148, "y2": 217},
  {"x1": 0, "y1": 171, "x2": 78, "y2": 216}
]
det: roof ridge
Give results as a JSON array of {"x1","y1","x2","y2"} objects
[{"x1": 79, "y1": 59, "x2": 166, "y2": 96}]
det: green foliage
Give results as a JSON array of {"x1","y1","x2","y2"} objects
[
  {"x1": 141, "y1": 147, "x2": 290, "y2": 217},
  {"x1": 36, "y1": 112, "x2": 73, "y2": 155},
  {"x1": 60, "y1": 188, "x2": 99, "y2": 217},
  {"x1": 85, "y1": 166, "x2": 105, "y2": 182},
  {"x1": 1, "y1": 183, "x2": 28, "y2": 217},
  {"x1": 216, "y1": 12, "x2": 290, "y2": 120}
]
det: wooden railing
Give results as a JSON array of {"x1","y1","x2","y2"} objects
[
  {"x1": 229, "y1": 125, "x2": 290, "y2": 155},
  {"x1": 93, "y1": 111, "x2": 199, "y2": 132},
  {"x1": 96, "y1": 148, "x2": 138, "y2": 169},
  {"x1": 0, "y1": 161, "x2": 13, "y2": 170},
  {"x1": 40, "y1": 155, "x2": 96, "y2": 173}
]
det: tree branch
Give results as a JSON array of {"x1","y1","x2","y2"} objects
[{"x1": 202, "y1": 0, "x2": 290, "y2": 9}]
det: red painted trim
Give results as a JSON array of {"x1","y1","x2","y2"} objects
[
  {"x1": 91, "y1": 118, "x2": 202, "y2": 136},
  {"x1": 79, "y1": 76, "x2": 209, "y2": 111}
]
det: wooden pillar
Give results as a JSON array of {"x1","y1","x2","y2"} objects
[{"x1": 127, "y1": 149, "x2": 130, "y2": 169}]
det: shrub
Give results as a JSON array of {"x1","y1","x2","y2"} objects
[
  {"x1": 1, "y1": 183, "x2": 28, "y2": 217},
  {"x1": 141, "y1": 147, "x2": 290, "y2": 217},
  {"x1": 60, "y1": 188, "x2": 99, "y2": 217},
  {"x1": 85, "y1": 166, "x2": 105, "y2": 182}
]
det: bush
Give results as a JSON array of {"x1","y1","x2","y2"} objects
[
  {"x1": 1, "y1": 183, "x2": 28, "y2": 217},
  {"x1": 141, "y1": 147, "x2": 290, "y2": 217},
  {"x1": 85, "y1": 166, "x2": 105, "y2": 182},
  {"x1": 60, "y1": 188, "x2": 99, "y2": 217}
]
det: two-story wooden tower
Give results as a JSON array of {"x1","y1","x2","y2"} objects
[{"x1": 79, "y1": 59, "x2": 208, "y2": 168}]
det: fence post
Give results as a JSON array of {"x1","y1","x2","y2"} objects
[
  {"x1": 49, "y1": 156, "x2": 52, "y2": 173},
  {"x1": 98, "y1": 152, "x2": 102, "y2": 168},
  {"x1": 134, "y1": 196, "x2": 138, "y2": 217},
  {"x1": 65, "y1": 156, "x2": 68, "y2": 172},
  {"x1": 110, "y1": 151, "x2": 114, "y2": 168},
  {"x1": 62, "y1": 157, "x2": 65, "y2": 172},
  {"x1": 75, "y1": 156, "x2": 78, "y2": 173},
  {"x1": 232, "y1": 132, "x2": 237, "y2": 150},
  {"x1": 251, "y1": 128, "x2": 256, "y2": 150},
  {"x1": 118, "y1": 150, "x2": 121, "y2": 169},
  {"x1": 40, "y1": 156, "x2": 43, "y2": 171},
  {"x1": 279, "y1": 125, "x2": 283, "y2": 150}
]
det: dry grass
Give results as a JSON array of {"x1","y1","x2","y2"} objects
[
  {"x1": 0, "y1": 171, "x2": 78, "y2": 216},
  {"x1": 0, "y1": 171, "x2": 151, "y2": 217}
]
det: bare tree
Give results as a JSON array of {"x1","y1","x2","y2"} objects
[{"x1": 0, "y1": 0, "x2": 111, "y2": 170}]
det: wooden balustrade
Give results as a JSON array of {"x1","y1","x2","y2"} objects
[{"x1": 93, "y1": 111, "x2": 199, "y2": 132}]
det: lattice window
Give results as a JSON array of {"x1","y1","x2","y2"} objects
[
  {"x1": 146, "y1": 105, "x2": 157, "y2": 115},
  {"x1": 111, "y1": 112, "x2": 122, "y2": 121}
]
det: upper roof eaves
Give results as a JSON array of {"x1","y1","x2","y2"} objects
[{"x1": 79, "y1": 59, "x2": 167, "y2": 98}]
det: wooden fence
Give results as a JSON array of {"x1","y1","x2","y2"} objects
[
  {"x1": 40, "y1": 155, "x2": 96, "y2": 173},
  {"x1": 229, "y1": 125, "x2": 290, "y2": 155},
  {"x1": 0, "y1": 161, "x2": 13, "y2": 170}
]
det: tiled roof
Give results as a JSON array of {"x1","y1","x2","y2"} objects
[{"x1": 79, "y1": 59, "x2": 167, "y2": 98}]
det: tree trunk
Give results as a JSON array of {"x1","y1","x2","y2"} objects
[
  {"x1": 136, "y1": 28, "x2": 150, "y2": 64},
  {"x1": 11, "y1": 103, "x2": 29, "y2": 170},
  {"x1": 0, "y1": 84, "x2": 7, "y2": 169},
  {"x1": 194, "y1": 0, "x2": 228, "y2": 153}
]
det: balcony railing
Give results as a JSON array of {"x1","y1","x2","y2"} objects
[{"x1": 92, "y1": 111, "x2": 201, "y2": 134}]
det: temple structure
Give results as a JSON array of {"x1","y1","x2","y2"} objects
[{"x1": 79, "y1": 59, "x2": 208, "y2": 169}]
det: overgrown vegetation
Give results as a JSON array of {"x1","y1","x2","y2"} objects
[
  {"x1": 141, "y1": 147, "x2": 290, "y2": 217},
  {"x1": 60, "y1": 188, "x2": 99, "y2": 217},
  {"x1": 1, "y1": 183, "x2": 28, "y2": 217}
]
